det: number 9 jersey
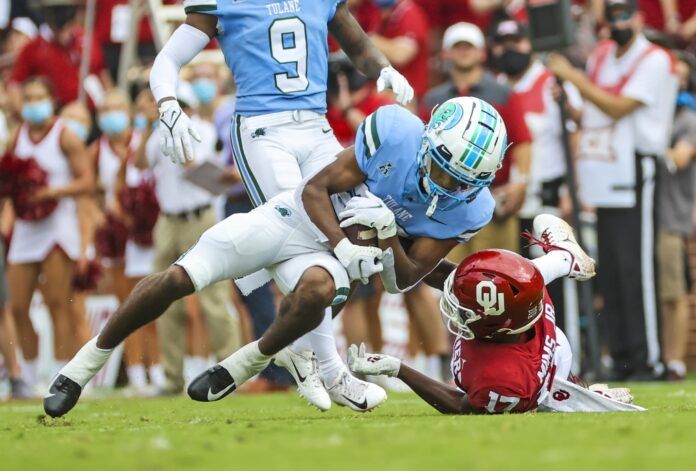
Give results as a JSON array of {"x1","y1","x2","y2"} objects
[{"x1": 184, "y1": 0, "x2": 345, "y2": 116}]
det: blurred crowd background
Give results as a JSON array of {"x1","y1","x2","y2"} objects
[{"x1": 1, "y1": 0, "x2": 696, "y2": 401}]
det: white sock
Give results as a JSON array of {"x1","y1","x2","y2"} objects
[
  {"x1": 667, "y1": 360, "x2": 687, "y2": 376},
  {"x1": 52, "y1": 360, "x2": 68, "y2": 379},
  {"x1": 61, "y1": 337, "x2": 113, "y2": 387},
  {"x1": 307, "y1": 308, "x2": 345, "y2": 386},
  {"x1": 149, "y1": 364, "x2": 166, "y2": 388},
  {"x1": 532, "y1": 251, "x2": 573, "y2": 285},
  {"x1": 23, "y1": 359, "x2": 38, "y2": 386},
  {"x1": 127, "y1": 364, "x2": 148, "y2": 388},
  {"x1": 289, "y1": 334, "x2": 313, "y2": 352},
  {"x1": 219, "y1": 340, "x2": 271, "y2": 386}
]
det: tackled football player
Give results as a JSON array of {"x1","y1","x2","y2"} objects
[
  {"x1": 349, "y1": 215, "x2": 644, "y2": 414},
  {"x1": 44, "y1": 97, "x2": 507, "y2": 417}
]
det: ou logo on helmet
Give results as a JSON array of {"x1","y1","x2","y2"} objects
[{"x1": 476, "y1": 280, "x2": 505, "y2": 316}]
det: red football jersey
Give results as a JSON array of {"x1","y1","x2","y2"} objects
[{"x1": 451, "y1": 289, "x2": 558, "y2": 413}]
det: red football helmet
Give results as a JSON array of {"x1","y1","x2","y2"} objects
[{"x1": 440, "y1": 249, "x2": 545, "y2": 340}]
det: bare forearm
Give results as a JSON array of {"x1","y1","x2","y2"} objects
[
  {"x1": 397, "y1": 364, "x2": 471, "y2": 414},
  {"x1": 329, "y1": 5, "x2": 389, "y2": 80},
  {"x1": 302, "y1": 181, "x2": 345, "y2": 248},
  {"x1": 53, "y1": 176, "x2": 94, "y2": 198},
  {"x1": 566, "y1": 69, "x2": 640, "y2": 120},
  {"x1": 369, "y1": 35, "x2": 417, "y2": 67},
  {"x1": 423, "y1": 259, "x2": 456, "y2": 290}
]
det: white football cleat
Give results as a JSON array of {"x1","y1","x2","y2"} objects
[
  {"x1": 532, "y1": 214, "x2": 596, "y2": 281},
  {"x1": 274, "y1": 348, "x2": 331, "y2": 412},
  {"x1": 326, "y1": 369, "x2": 387, "y2": 412}
]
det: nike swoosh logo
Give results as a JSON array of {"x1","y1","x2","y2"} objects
[
  {"x1": 321, "y1": 128, "x2": 332, "y2": 134},
  {"x1": 44, "y1": 392, "x2": 56, "y2": 399},
  {"x1": 207, "y1": 382, "x2": 236, "y2": 401},
  {"x1": 343, "y1": 395, "x2": 368, "y2": 410},
  {"x1": 290, "y1": 359, "x2": 306, "y2": 383}
]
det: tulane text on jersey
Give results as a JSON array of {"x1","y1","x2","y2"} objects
[{"x1": 183, "y1": 0, "x2": 345, "y2": 115}]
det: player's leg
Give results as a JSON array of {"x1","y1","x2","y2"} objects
[
  {"x1": 530, "y1": 214, "x2": 595, "y2": 285},
  {"x1": 272, "y1": 255, "x2": 387, "y2": 412},
  {"x1": 231, "y1": 114, "x2": 303, "y2": 205},
  {"x1": 187, "y1": 266, "x2": 336, "y2": 404},
  {"x1": 44, "y1": 209, "x2": 286, "y2": 417}
]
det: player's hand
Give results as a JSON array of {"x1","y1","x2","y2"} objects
[
  {"x1": 333, "y1": 238, "x2": 383, "y2": 284},
  {"x1": 158, "y1": 99, "x2": 202, "y2": 165},
  {"x1": 589, "y1": 384, "x2": 634, "y2": 404},
  {"x1": 338, "y1": 192, "x2": 396, "y2": 239},
  {"x1": 347, "y1": 343, "x2": 401, "y2": 377},
  {"x1": 377, "y1": 66, "x2": 414, "y2": 105}
]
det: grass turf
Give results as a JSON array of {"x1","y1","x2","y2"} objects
[{"x1": 1, "y1": 382, "x2": 696, "y2": 470}]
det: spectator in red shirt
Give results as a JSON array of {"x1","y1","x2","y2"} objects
[
  {"x1": 638, "y1": 0, "x2": 696, "y2": 36},
  {"x1": 9, "y1": 4, "x2": 106, "y2": 110},
  {"x1": 369, "y1": 0, "x2": 430, "y2": 107},
  {"x1": 326, "y1": 59, "x2": 394, "y2": 146}
]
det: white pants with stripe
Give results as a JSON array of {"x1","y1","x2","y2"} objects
[
  {"x1": 175, "y1": 191, "x2": 350, "y2": 305},
  {"x1": 230, "y1": 110, "x2": 344, "y2": 206}
]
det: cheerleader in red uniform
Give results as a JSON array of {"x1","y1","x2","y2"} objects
[
  {"x1": 4, "y1": 78, "x2": 93, "y2": 384},
  {"x1": 93, "y1": 89, "x2": 164, "y2": 393}
]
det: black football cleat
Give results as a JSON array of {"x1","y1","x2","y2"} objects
[
  {"x1": 44, "y1": 375, "x2": 82, "y2": 418},
  {"x1": 187, "y1": 365, "x2": 237, "y2": 402}
]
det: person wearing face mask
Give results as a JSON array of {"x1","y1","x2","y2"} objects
[
  {"x1": 490, "y1": 20, "x2": 584, "y2": 327},
  {"x1": 92, "y1": 89, "x2": 166, "y2": 395},
  {"x1": 5, "y1": 77, "x2": 94, "y2": 388},
  {"x1": 191, "y1": 63, "x2": 220, "y2": 122},
  {"x1": 422, "y1": 22, "x2": 532, "y2": 260},
  {"x1": 548, "y1": 0, "x2": 679, "y2": 381},
  {"x1": 58, "y1": 102, "x2": 96, "y2": 359}
]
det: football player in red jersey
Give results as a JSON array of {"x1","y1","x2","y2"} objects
[{"x1": 349, "y1": 214, "x2": 643, "y2": 414}]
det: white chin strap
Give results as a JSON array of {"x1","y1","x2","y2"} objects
[{"x1": 426, "y1": 193, "x2": 439, "y2": 218}]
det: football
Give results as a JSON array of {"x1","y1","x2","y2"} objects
[{"x1": 342, "y1": 222, "x2": 378, "y2": 247}]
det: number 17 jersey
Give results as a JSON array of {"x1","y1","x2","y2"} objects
[{"x1": 184, "y1": 0, "x2": 344, "y2": 116}]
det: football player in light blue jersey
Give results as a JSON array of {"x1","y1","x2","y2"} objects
[
  {"x1": 148, "y1": 0, "x2": 415, "y2": 412},
  {"x1": 44, "y1": 97, "x2": 508, "y2": 419},
  {"x1": 303, "y1": 96, "x2": 507, "y2": 295}
]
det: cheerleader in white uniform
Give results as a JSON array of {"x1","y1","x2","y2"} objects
[
  {"x1": 93, "y1": 89, "x2": 164, "y2": 392},
  {"x1": 6, "y1": 78, "x2": 93, "y2": 381}
]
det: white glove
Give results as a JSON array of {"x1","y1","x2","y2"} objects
[
  {"x1": 338, "y1": 192, "x2": 397, "y2": 239},
  {"x1": 347, "y1": 343, "x2": 401, "y2": 377},
  {"x1": 376, "y1": 66, "x2": 414, "y2": 105},
  {"x1": 589, "y1": 384, "x2": 634, "y2": 404},
  {"x1": 158, "y1": 100, "x2": 202, "y2": 164},
  {"x1": 333, "y1": 238, "x2": 383, "y2": 284}
]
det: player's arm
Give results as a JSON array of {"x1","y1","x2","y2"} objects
[
  {"x1": 328, "y1": 3, "x2": 413, "y2": 104},
  {"x1": 398, "y1": 364, "x2": 483, "y2": 415},
  {"x1": 149, "y1": 11, "x2": 215, "y2": 163},
  {"x1": 302, "y1": 146, "x2": 367, "y2": 248},
  {"x1": 378, "y1": 236, "x2": 458, "y2": 293},
  {"x1": 422, "y1": 258, "x2": 456, "y2": 291},
  {"x1": 151, "y1": 13, "x2": 216, "y2": 106},
  {"x1": 347, "y1": 344, "x2": 482, "y2": 414}
]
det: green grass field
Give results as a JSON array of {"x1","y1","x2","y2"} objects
[{"x1": 1, "y1": 382, "x2": 696, "y2": 470}]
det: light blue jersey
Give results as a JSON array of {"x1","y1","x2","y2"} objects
[
  {"x1": 184, "y1": 0, "x2": 344, "y2": 115},
  {"x1": 353, "y1": 105, "x2": 495, "y2": 243}
]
